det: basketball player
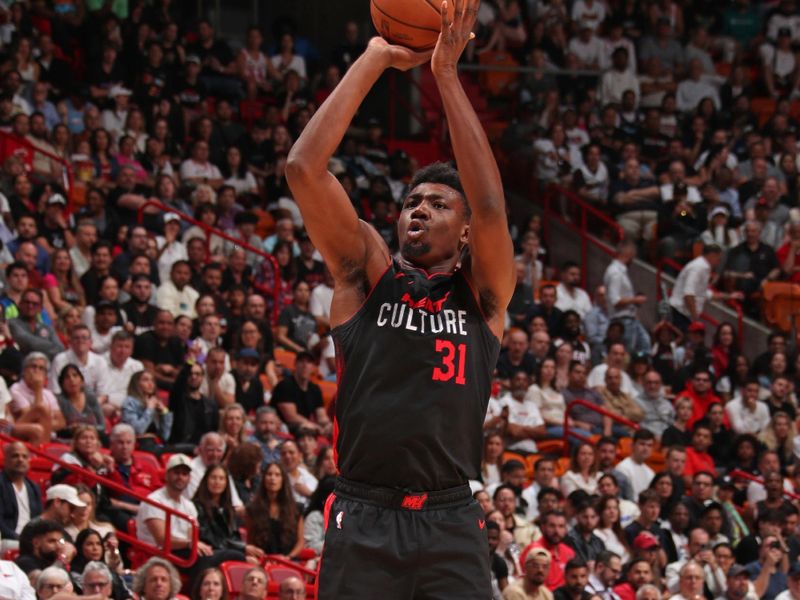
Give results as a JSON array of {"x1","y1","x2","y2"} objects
[{"x1": 286, "y1": 1, "x2": 514, "y2": 597}]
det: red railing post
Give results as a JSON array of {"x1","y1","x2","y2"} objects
[
  {"x1": 136, "y1": 200, "x2": 282, "y2": 323},
  {"x1": 0, "y1": 432, "x2": 199, "y2": 567},
  {"x1": 562, "y1": 399, "x2": 641, "y2": 456}
]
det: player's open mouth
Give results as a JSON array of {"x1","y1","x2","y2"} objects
[{"x1": 408, "y1": 220, "x2": 426, "y2": 240}]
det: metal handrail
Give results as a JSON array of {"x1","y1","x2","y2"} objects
[
  {"x1": 541, "y1": 184, "x2": 624, "y2": 289},
  {"x1": 0, "y1": 130, "x2": 74, "y2": 204},
  {"x1": 136, "y1": 199, "x2": 282, "y2": 323},
  {"x1": 0, "y1": 432, "x2": 199, "y2": 568},
  {"x1": 655, "y1": 257, "x2": 744, "y2": 350},
  {"x1": 728, "y1": 469, "x2": 800, "y2": 501},
  {"x1": 562, "y1": 399, "x2": 641, "y2": 455}
]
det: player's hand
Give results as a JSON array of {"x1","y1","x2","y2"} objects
[
  {"x1": 367, "y1": 36, "x2": 433, "y2": 72},
  {"x1": 432, "y1": 0, "x2": 478, "y2": 76}
]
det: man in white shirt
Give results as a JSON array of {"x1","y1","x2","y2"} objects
[
  {"x1": 69, "y1": 221, "x2": 96, "y2": 278},
  {"x1": 588, "y1": 343, "x2": 637, "y2": 396},
  {"x1": 309, "y1": 268, "x2": 334, "y2": 330},
  {"x1": 96, "y1": 331, "x2": 144, "y2": 413},
  {"x1": 726, "y1": 379, "x2": 771, "y2": 434},
  {"x1": 499, "y1": 371, "x2": 546, "y2": 455},
  {"x1": 569, "y1": 24, "x2": 604, "y2": 70},
  {"x1": 137, "y1": 454, "x2": 201, "y2": 549},
  {"x1": 604, "y1": 241, "x2": 650, "y2": 355},
  {"x1": 49, "y1": 324, "x2": 104, "y2": 394},
  {"x1": 0, "y1": 559, "x2": 35, "y2": 600},
  {"x1": 100, "y1": 85, "x2": 130, "y2": 142},
  {"x1": 615, "y1": 429, "x2": 656, "y2": 499},
  {"x1": 571, "y1": 0, "x2": 606, "y2": 31},
  {"x1": 669, "y1": 244, "x2": 742, "y2": 330},
  {"x1": 555, "y1": 261, "x2": 593, "y2": 318},
  {"x1": 184, "y1": 432, "x2": 243, "y2": 511},
  {"x1": 156, "y1": 260, "x2": 200, "y2": 319},
  {"x1": 521, "y1": 457, "x2": 560, "y2": 521},
  {"x1": 676, "y1": 59, "x2": 720, "y2": 112},
  {"x1": 179, "y1": 140, "x2": 223, "y2": 188},
  {"x1": 599, "y1": 47, "x2": 641, "y2": 106},
  {"x1": 585, "y1": 551, "x2": 623, "y2": 599}
]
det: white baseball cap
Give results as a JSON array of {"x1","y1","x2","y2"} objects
[
  {"x1": 46, "y1": 484, "x2": 87, "y2": 507},
  {"x1": 165, "y1": 454, "x2": 193, "y2": 471}
]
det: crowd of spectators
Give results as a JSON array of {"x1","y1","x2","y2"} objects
[{"x1": 0, "y1": 1, "x2": 798, "y2": 600}]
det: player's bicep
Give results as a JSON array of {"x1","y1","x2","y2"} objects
[{"x1": 287, "y1": 168, "x2": 368, "y2": 277}]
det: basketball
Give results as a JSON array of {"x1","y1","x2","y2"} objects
[{"x1": 371, "y1": 0, "x2": 453, "y2": 51}]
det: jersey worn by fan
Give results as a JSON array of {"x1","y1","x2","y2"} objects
[{"x1": 331, "y1": 259, "x2": 500, "y2": 491}]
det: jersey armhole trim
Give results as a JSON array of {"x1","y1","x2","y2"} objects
[{"x1": 330, "y1": 259, "x2": 393, "y2": 335}]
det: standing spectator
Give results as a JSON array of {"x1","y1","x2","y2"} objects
[
  {"x1": 555, "y1": 262, "x2": 592, "y2": 319},
  {"x1": 604, "y1": 241, "x2": 650, "y2": 355}
]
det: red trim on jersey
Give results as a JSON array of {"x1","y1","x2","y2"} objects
[{"x1": 316, "y1": 492, "x2": 337, "y2": 598}]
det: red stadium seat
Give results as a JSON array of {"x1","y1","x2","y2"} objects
[{"x1": 220, "y1": 560, "x2": 254, "y2": 597}]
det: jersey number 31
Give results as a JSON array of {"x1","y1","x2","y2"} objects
[{"x1": 432, "y1": 339, "x2": 467, "y2": 385}]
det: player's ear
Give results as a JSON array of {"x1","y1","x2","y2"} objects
[{"x1": 459, "y1": 224, "x2": 469, "y2": 249}]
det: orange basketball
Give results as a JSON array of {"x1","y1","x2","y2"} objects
[{"x1": 371, "y1": 0, "x2": 452, "y2": 51}]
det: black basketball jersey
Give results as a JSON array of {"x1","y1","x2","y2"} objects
[{"x1": 331, "y1": 259, "x2": 500, "y2": 491}]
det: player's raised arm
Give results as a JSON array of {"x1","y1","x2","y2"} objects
[
  {"x1": 431, "y1": 0, "x2": 515, "y2": 334},
  {"x1": 286, "y1": 39, "x2": 431, "y2": 280}
]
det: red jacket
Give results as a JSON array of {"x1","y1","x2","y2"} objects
[
  {"x1": 519, "y1": 539, "x2": 575, "y2": 591},
  {"x1": 106, "y1": 457, "x2": 164, "y2": 499},
  {"x1": 676, "y1": 385, "x2": 723, "y2": 429}
]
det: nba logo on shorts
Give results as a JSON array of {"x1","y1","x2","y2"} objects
[{"x1": 336, "y1": 511, "x2": 344, "y2": 530}]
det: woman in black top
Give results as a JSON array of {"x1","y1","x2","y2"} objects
[
  {"x1": 70, "y1": 529, "x2": 131, "y2": 600},
  {"x1": 192, "y1": 464, "x2": 263, "y2": 563},
  {"x1": 245, "y1": 462, "x2": 305, "y2": 558}
]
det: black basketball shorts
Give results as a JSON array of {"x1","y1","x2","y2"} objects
[{"x1": 316, "y1": 477, "x2": 491, "y2": 600}]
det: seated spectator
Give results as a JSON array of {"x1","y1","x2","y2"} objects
[
  {"x1": 0, "y1": 441, "x2": 42, "y2": 547},
  {"x1": 132, "y1": 557, "x2": 182, "y2": 600},
  {"x1": 278, "y1": 577, "x2": 307, "y2": 600},
  {"x1": 563, "y1": 362, "x2": 606, "y2": 434},
  {"x1": 565, "y1": 501, "x2": 605, "y2": 566},
  {"x1": 496, "y1": 328, "x2": 538, "y2": 384},
  {"x1": 635, "y1": 371, "x2": 675, "y2": 438},
  {"x1": 527, "y1": 285, "x2": 563, "y2": 338},
  {"x1": 503, "y1": 546, "x2": 552, "y2": 600},
  {"x1": 520, "y1": 511, "x2": 575, "y2": 591},
  {"x1": 191, "y1": 463, "x2": 262, "y2": 563},
  {"x1": 0, "y1": 558, "x2": 34, "y2": 599},
  {"x1": 249, "y1": 406, "x2": 284, "y2": 468},
  {"x1": 49, "y1": 324, "x2": 104, "y2": 396},
  {"x1": 745, "y1": 535, "x2": 788, "y2": 600},
  {"x1": 777, "y1": 221, "x2": 800, "y2": 283},
  {"x1": 675, "y1": 368, "x2": 722, "y2": 430},
  {"x1": 245, "y1": 462, "x2": 305, "y2": 558},
  {"x1": 235, "y1": 566, "x2": 269, "y2": 600},
  {"x1": 759, "y1": 411, "x2": 796, "y2": 472},
  {"x1": 683, "y1": 424, "x2": 716, "y2": 485},
  {"x1": 105, "y1": 423, "x2": 163, "y2": 529},
  {"x1": 585, "y1": 551, "x2": 623, "y2": 597},
  {"x1": 55, "y1": 365, "x2": 105, "y2": 437},
  {"x1": 10, "y1": 352, "x2": 65, "y2": 441},
  {"x1": 219, "y1": 403, "x2": 247, "y2": 456},
  {"x1": 121, "y1": 370, "x2": 173, "y2": 453},
  {"x1": 670, "y1": 560, "x2": 707, "y2": 600},
  {"x1": 228, "y1": 442, "x2": 264, "y2": 507},
  {"x1": 561, "y1": 443, "x2": 601, "y2": 497},
  {"x1": 156, "y1": 261, "x2": 199, "y2": 320},
  {"x1": 122, "y1": 275, "x2": 159, "y2": 334},
  {"x1": 595, "y1": 496, "x2": 632, "y2": 564},
  {"x1": 15, "y1": 518, "x2": 72, "y2": 574},
  {"x1": 553, "y1": 558, "x2": 589, "y2": 600},
  {"x1": 78, "y1": 560, "x2": 130, "y2": 600},
  {"x1": 615, "y1": 429, "x2": 656, "y2": 499},
  {"x1": 280, "y1": 440, "x2": 318, "y2": 510},
  {"x1": 97, "y1": 331, "x2": 145, "y2": 416},
  {"x1": 272, "y1": 352, "x2": 330, "y2": 435},
  {"x1": 8, "y1": 289, "x2": 64, "y2": 359},
  {"x1": 185, "y1": 433, "x2": 243, "y2": 510},
  {"x1": 624, "y1": 490, "x2": 663, "y2": 545},
  {"x1": 499, "y1": 371, "x2": 546, "y2": 455},
  {"x1": 588, "y1": 343, "x2": 637, "y2": 395},
  {"x1": 33, "y1": 566, "x2": 74, "y2": 599},
  {"x1": 52, "y1": 426, "x2": 114, "y2": 495},
  {"x1": 134, "y1": 310, "x2": 186, "y2": 388},
  {"x1": 760, "y1": 28, "x2": 799, "y2": 98},
  {"x1": 276, "y1": 280, "x2": 317, "y2": 353},
  {"x1": 232, "y1": 348, "x2": 265, "y2": 413},
  {"x1": 599, "y1": 367, "x2": 645, "y2": 436}
]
